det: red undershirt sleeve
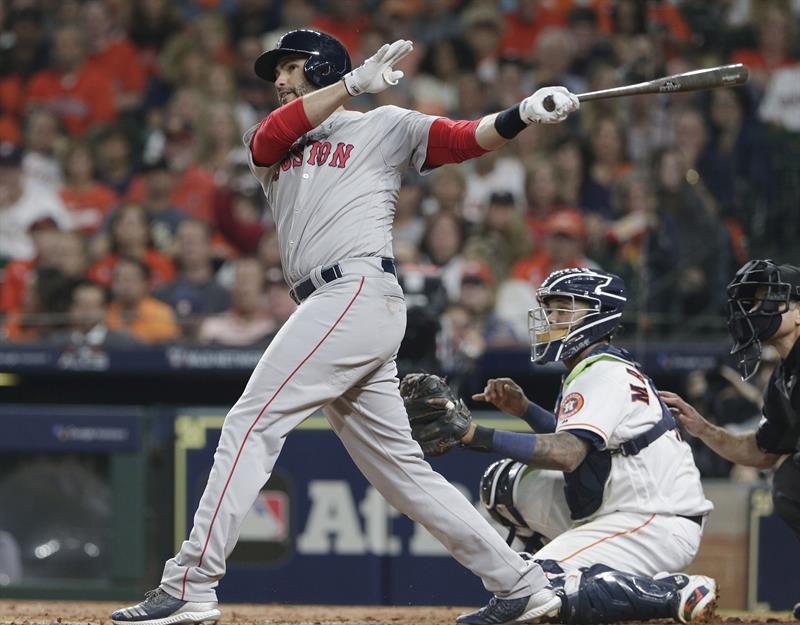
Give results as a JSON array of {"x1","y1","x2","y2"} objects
[
  {"x1": 249, "y1": 97, "x2": 313, "y2": 167},
  {"x1": 423, "y1": 117, "x2": 488, "y2": 168}
]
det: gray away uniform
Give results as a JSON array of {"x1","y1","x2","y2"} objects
[{"x1": 159, "y1": 105, "x2": 550, "y2": 601}]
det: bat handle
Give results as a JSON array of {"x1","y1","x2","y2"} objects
[{"x1": 542, "y1": 94, "x2": 555, "y2": 112}]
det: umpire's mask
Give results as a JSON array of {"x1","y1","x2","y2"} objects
[{"x1": 727, "y1": 259, "x2": 800, "y2": 380}]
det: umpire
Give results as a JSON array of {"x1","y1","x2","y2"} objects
[{"x1": 662, "y1": 258, "x2": 800, "y2": 617}]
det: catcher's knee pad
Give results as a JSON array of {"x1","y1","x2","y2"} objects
[
  {"x1": 557, "y1": 565, "x2": 678, "y2": 625},
  {"x1": 480, "y1": 459, "x2": 544, "y2": 551}
]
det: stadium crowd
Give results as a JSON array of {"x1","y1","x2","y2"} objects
[{"x1": 0, "y1": 0, "x2": 798, "y2": 362}]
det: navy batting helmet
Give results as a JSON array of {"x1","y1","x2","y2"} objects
[
  {"x1": 254, "y1": 29, "x2": 352, "y2": 88},
  {"x1": 727, "y1": 259, "x2": 800, "y2": 380},
  {"x1": 529, "y1": 267, "x2": 627, "y2": 364}
]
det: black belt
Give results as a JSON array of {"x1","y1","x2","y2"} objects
[
  {"x1": 678, "y1": 514, "x2": 703, "y2": 526},
  {"x1": 290, "y1": 257, "x2": 397, "y2": 304}
]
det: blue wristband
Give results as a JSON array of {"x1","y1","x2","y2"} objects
[
  {"x1": 491, "y1": 430, "x2": 537, "y2": 464},
  {"x1": 521, "y1": 401, "x2": 557, "y2": 433},
  {"x1": 494, "y1": 103, "x2": 527, "y2": 139}
]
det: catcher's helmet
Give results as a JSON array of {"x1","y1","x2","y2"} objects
[
  {"x1": 529, "y1": 268, "x2": 626, "y2": 364},
  {"x1": 727, "y1": 259, "x2": 800, "y2": 380},
  {"x1": 254, "y1": 29, "x2": 352, "y2": 88}
]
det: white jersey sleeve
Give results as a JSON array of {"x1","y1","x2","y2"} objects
[
  {"x1": 375, "y1": 105, "x2": 436, "y2": 174},
  {"x1": 555, "y1": 362, "x2": 631, "y2": 449}
]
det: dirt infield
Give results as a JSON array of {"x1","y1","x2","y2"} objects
[{"x1": 0, "y1": 601, "x2": 794, "y2": 625}]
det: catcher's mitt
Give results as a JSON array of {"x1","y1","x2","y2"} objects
[{"x1": 399, "y1": 373, "x2": 472, "y2": 457}]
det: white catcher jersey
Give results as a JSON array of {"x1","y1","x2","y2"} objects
[
  {"x1": 556, "y1": 355, "x2": 713, "y2": 520},
  {"x1": 243, "y1": 105, "x2": 435, "y2": 285}
]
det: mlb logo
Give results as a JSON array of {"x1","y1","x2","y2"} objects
[{"x1": 239, "y1": 490, "x2": 289, "y2": 542}]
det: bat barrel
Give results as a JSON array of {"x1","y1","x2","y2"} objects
[{"x1": 542, "y1": 64, "x2": 749, "y2": 111}]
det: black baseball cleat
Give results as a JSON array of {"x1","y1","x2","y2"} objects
[
  {"x1": 792, "y1": 601, "x2": 800, "y2": 620},
  {"x1": 456, "y1": 587, "x2": 562, "y2": 625},
  {"x1": 111, "y1": 588, "x2": 221, "y2": 625}
]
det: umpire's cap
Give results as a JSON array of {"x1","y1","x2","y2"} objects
[{"x1": 255, "y1": 29, "x2": 352, "y2": 88}]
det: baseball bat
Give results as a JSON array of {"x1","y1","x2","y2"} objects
[{"x1": 542, "y1": 63, "x2": 749, "y2": 112}]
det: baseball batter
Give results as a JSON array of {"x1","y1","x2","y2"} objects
[
  {"x1": 112, "y1": 30, "x2": 580, "y2": 625},
  {"x1": 406, "y1": 268, "x2": 717, "y2": 623}
]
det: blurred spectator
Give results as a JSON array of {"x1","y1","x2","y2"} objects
[
  {"x1": 551, "y1": 137, "x2": 584, "y2": 207},
  {"x1": 646, "y1": 148, "x2": 732, "y2": 325},
  {"x1": 523, "y1": 157, "x2": 562, "y2": 245},
  {"x1": 95, "y1": 130, "x2": 137, "y2": 197},
  {"x1": 419, "y1": 210, "x2": 468, "y2": 302},
  {"x1": 0, "y1": 8, "x2": 47, "y2": 145},
  {"x1": 311, "y1": 0, "x2": 371, "y2": 60},
  {"x1": 511, "y1": 208, "x2": 599, "y2": 290},
  {"x1": 463, "y1": 149, "x2": 526, "y2": 218},
  {"x1": 129, "y1": 0, "x2": 182, "y2": 79},
  {"x1": 213, "y1": 172, "x2": 266, "y2": 255},
  {"x1": 88, "y1": 204, "x2": 176, "y2": 288},
  {"x1": 529, "y1": 28, "x2": 586, "y2": 96},
  {"x1": 83, "y1": 0, "x2": 147, "y2": 115},
  {"x1": 567, "y1": 7, "x2": 614, "y2": 76},
  {"x1": 22, "y1": 109, "x2": 63, "y2": 193},
  {"x1": 413, "y1": 0, "x2": 462, "y2": 45},
  {"x1": 155, "y1": 219, "x2": 231, "y2": 338},
  {"x1": 413, "y1": 38, "x2": 474, "y2": 116},
  {"x1": 1, "y1": 217, "x2": 62, "y2": 314},
  {"x1": 229, "y1": 0, "x2": 281, "y2": 41},
  {"x1": 3, "y1": 267, "x2": 76, "y2": 342},
  {"x1": 458, "y1": 261, "x2": 517, "y2": 347},
  {"x1": 421, "y1": 165, "x2": 466, "y2": 215},
  {"x1": 53, "y1": 230, "x2": 90, "y2": 280},
  {"x1": 133, "y1": 157, "x2": 188, "y2": 252},
  {"x1": 204, "y1": 63, "x2": 259, "y2": 135},
  {"x1": 437, "y1": 302, "x2": 485, "y2": 374},
  {"x1": 501, "y1": 0, "x2": 566, "y2": 59},
  {"x1": 581, "y1": 116, "x2": 632, "y2": 219},
  {"x1": 48, "y1": 280, "x2": 136, "y2": 347},
  {"x1": 105, "y1": 256, "x2": 179, "y2": 343},
  {"x1": 198, "y1": 258, "x2": 273, "y2": 347},
  {"x1": 460, "y1": 4, "x2": 504, "y2": 84},
  {"x1": 463, "y1": 191, "x2": 531, "y2": 281},
  {"x1": 26, "y1": 24, "x2": 117, "y2": 136},
  {"x1": 59, "y1": 141, "x2": 119, "y2": 236},
  {"x1": 731, "y1": 1, "x2": 797, "y2": 94},
  {"x1": 0, "y1": 143, "x2": 72, "y2": 263},
  {"x1": 194, "y1": 101, "x2": 244, "y2": 183}
]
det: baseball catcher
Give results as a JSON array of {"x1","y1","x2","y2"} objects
[{"x1": 400, "y1": 267, "x2": 719, "y2": 624}]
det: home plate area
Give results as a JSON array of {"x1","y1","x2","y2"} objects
[{"x1": 0, "y1": 601, "x2": 796, "y2": 625}]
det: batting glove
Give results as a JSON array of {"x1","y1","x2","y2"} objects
[
  {"x1": 343, "y1": 39, "x2": 413, "y2": 96},
  {"x1": 520, "y1": 86, "x2": 580, "y2": 124}
]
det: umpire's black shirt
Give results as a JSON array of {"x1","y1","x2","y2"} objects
[{"x1": 756, "y1": 337, "x2": 800, "y2": 454}]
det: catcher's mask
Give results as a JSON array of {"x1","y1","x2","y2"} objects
[
  {"x1": 727, "y1": 259, "x2": 800, "y2": 380},
  {"x1": 255, "y1": 29, "x2": 352, "y2": 88},
  {"x1": 529, "y1": 268, "x2": 626, "y2": 364}
]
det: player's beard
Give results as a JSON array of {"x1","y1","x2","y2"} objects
[{"x1": 280, "y1": 81, "x2": 314, "y2": 104}]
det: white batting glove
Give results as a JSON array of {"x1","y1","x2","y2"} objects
[
  {"x1": 520, "y1": 86, "x2": 580, "y2": 124},
  {"x1": 343, "y1": 39, "x2": 413, "y2": 96}
]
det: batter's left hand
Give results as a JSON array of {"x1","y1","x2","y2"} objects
[
  {"x1": 343, "y1": 39, "x2": 413, "y2": 96},
  {"x1": 520, "y1": 86, "x2": 579, "y2": 124}
]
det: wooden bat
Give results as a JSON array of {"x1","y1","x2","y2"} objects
[{"x1": 542, "y1": 63, "x2": 749, "y2": 112}]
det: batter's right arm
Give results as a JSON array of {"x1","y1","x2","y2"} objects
[{"x1": 660, "y1": 390, "x2": 781, "y2": 469}]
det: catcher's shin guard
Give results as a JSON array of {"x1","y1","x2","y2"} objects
[{"x1": 548, "y1": 563, "x2": 684, "y2": 625}]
